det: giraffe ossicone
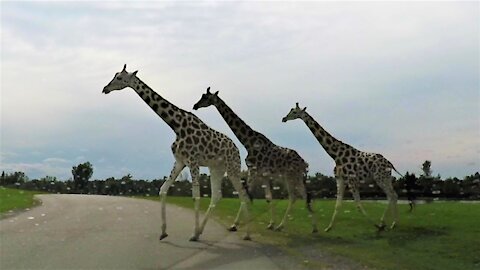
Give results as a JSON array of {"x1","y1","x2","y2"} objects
[
  {"x1": 193, "y1": 88, "x2": 318, "y2": 233},
  {"x1": 103, "y1": 65, "x2": 252, "y2": 241},
  {"x1": 283, "y1": 103, "x2": 400, "y2": 232}
]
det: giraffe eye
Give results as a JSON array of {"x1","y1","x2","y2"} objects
[{"x1": 116, "y1": 77, "x2": 122, "y2": 81}]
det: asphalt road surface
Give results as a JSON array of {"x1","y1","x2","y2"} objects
[{"x1": 0, "y1": 194, "x2": 297, "y2": 270}]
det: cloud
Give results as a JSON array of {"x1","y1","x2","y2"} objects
[
  {"x1": 1, "y1": 1, "x2": 478, "y2": 179},
  {"x1": 2, "y1": 160, "x2": 71, "y2": 179},
  {"x1": 43, "y1": 157, "x2": 70, "y2": 164}
]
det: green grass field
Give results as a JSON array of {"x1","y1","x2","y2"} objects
[
  {"x1": 0, "y1": 187, "x2": 43, "y2": 214},
  {"x1": 142, "y1": 196, "x2": 480, "y2": 270}
]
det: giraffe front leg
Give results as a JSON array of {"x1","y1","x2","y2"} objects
[
  {"x1": 190, "y1": 165, "x2": 201, "y2": 241},
  {"x1": 325, "y1": 177, "x2": 345, "y2": 232},
  {"x1": 159, "y1": 161, "x2": 185, "y2": 240}
]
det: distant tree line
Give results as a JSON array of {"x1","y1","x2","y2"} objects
[{"x1": 1, "y1": 161, "x2": 479, "y2": 200}]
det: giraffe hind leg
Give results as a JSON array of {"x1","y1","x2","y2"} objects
[
  {"x1": 274, "y1": 178, "x2": 296, "y2": 231},
  {"x1": 263, "y1": 178, "x2": 276, "y2": 230},
  {"x1": 298, "y1": 177, "x2": 318, "y2": 233},
  {"x1": 351, "y1": 182, "x2": 381, "y2": 229},
  {"x1": 275, "y1": 194, "x2": 295, "y2": 232},
  {"x1": 375, "y1": 174, "x2": 398, "y2": 230},
  {"x1": 198, "y1": 167, "x2": 224, "y2": 235}
]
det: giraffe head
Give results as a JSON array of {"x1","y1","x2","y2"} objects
[
  {"x1": 282, "y1": 102, "x2": 307, "y2": 122},
  {"x1": 192, "y1": 87, "x2": 219, "y2": 110},
  {"x1": 102, "y1": 64, "x2": 138, "y2": 94}
]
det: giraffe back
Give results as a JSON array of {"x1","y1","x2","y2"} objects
[
  {"x1": 171, "y1": 114, "x2": 241, "y2": 172},
  {"x1": 246, "y1": 144, "x2": 308, "y2": 177}
]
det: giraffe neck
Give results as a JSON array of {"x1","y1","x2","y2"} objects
[
  {"x1": 301, "y1": 112, "x2": 349, "y2": 160},
  {"x1": 130, "y1": 77, "x2": 186, "y2": 135},
  {"x1": 213, "y1": 96, "x2": 270, "y2": 150}
]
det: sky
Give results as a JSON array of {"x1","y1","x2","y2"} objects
[{"x1": 1, "y1": 1, "x2": 479, "y2": 181}]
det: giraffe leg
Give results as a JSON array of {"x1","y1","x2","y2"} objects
[
  {"x1": 275, "y1": 181, "x2": 295, "y2": 231},
  {"x1": 239, "y1": 199, "x2": 252, "y2": 240},
  {"x1": 159, "y1": 161, "x2": 185, "y2": 240},
  {"x1": 198, "y1": 167, "x2": 223, "y2": 235},
  {"x1": 325, "y1": 177, "x2": 345, "y2": 232},
  {"x1": 229, "y1": 174, "x2": 256, "y2": 232},
  {"x1": 298, "y1": 177, "x2": 318, "y2": 233},
  {"x1": 352, "y1": 190, "x2": 368, "y2": 216},
  {"x1": 375, "y1": 175, "x2": 398, "y2": 230},
  {"x1": 349, "y1": 180, "x2": 369, "y2": 218},
  {"x1": 351, "y1": 184, "x2": 381, "y2": 229},
  {"x1": 228, "y1": 203, "x2": 243, "y2": 232},
  {"x1": 386, "y1": 180, "x2": 399, "y2": 229},
  {"x1": 189, "y1": 164, "x2": 201, "y2": 241},
  {"x1": 227, "y1": 164, "x2": 252, "y2": 240},
  {"x1": 263, "y1": 178, "x2": 276, "y2": 230}
]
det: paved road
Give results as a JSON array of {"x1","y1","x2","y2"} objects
[{"x1": 0, "y1": 194, "x2": 292, "y2": 270}]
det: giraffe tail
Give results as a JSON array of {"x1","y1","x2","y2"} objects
[{"x1": 389, "y1": 162, "x2": 403, "y2": 177}]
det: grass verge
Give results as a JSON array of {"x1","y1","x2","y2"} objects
[{"x1": 0, "y1": 187, "x2": 43, "y2": 214}]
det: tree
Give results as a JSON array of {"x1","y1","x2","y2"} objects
[
  {"x1": 421, "y1": 160, "x2": 432, "y2": 178},
  {"x1": 72, "y1": 162, "x2": 93, "y2": 193},
  {"x1": 0, "y1": 171, "x2": 28, "y2": 186},
  {"x1": 0, "y1": 171, "x2": 6, "y2": 186}
]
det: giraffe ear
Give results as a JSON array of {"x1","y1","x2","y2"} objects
[
  {"x1": 207, "y1": 87, "x2": 211, "y2": 94},
  {"x1": 214, "y1": 91, "x2": 219, "y2": 96},
  {"x1": 123, "y1": 64, "x2": 127, "y2": 71}
]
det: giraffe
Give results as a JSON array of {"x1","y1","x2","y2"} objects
[
  {"x1": 282, "y1": 103, "x2": 401, "y2": 232},
  {"x1": 193, "y1": 88, "x2": 318, "y2": 233},
  {"x1": 102, "y1": 65, "x2": 252, "y2": 241}
]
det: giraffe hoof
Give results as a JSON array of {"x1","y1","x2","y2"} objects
[
  {"x1": 274, "y1": 225, "x2": 283, "y2": 232},
  {"x1": 228, "y1": 225, "x2": 238, "y2": 232},
  {"x1": 243, "y1": 235, "x2": 252, "y2": 241},
  {"x1": 324, "y1": 226, "x2": 332, "y2": 232},
  {"x1": 159, "y1": 233, "x2": 168, "y2": 240},
  {"x1": 266, "y1": 223, "x2": 275, "y2": 230},
  {"x1": 375, "y1": 223, "x2": 386, "y2": 232},
  {"x1": 189, "y1": 235, "x2": 199, "y2": 242},
  {"x1": 390, "y1": 222, "x2": 397, "y2": 230},
  {"x1": 312, "y1": 228, "x2": 319, "y2": 234}
]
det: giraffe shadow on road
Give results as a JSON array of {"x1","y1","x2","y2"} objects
[
  {"x1": 159, "y1": 239, "x2": 214, "y2": 250},
  {"x1": 164, "y1": 235, "x2": 304, "y2": 270}
]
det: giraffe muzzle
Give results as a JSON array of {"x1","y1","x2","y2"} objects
[
  {"x1": 102, "y1": 87, "x2": 111, "y2": 94},
  {"x1": 282, "y1": 117, "x2": 288, "y2": 122}
]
